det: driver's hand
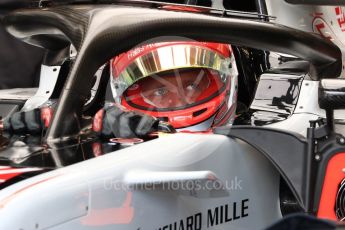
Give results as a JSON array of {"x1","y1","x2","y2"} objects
[
  {"x1": 3, "y1": 107, "x2": 53, "y2": 134},
  {"x1": 92, "y1": 105, "x2": 160, "y2": 138},
  {"x1": 4, "y1": 104, "x2": 173, "y2": 138}
]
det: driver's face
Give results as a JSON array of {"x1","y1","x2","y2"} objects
[{"x1": 139, "y1": 69, "x2": 210, "y2": 109}]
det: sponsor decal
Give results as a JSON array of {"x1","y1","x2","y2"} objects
[
  {"x1": 156, "y1": 213, "x2": 202, "y2": 230},
  {"x1": 312, "y1": 17, "x2": 333, "y2": 40},
  {"x1": 127, "y1": 44, "x2": 157, "y2": 59},
  {"x1": 312, "y1": 9, "x2": 345, "y2": 51},
  {"x1": 156, "y1": 199, "x2": 249, "y2": 230},
  {"x1": 335, "y1": 7, "x2": 345, "y2": 32}
]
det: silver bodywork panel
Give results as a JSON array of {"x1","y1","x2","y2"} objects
[{"x1": 0, "y1": 134, "x2": 281, "y2": 229}]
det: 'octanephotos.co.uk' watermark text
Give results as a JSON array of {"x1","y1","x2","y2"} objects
[{"x1": 103, "y1": 177, "x2": 243, "y2": 191}]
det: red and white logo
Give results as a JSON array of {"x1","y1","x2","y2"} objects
[
  {"x1": 312, "y1": 17, "x2": 333, "y2": 40},
  {"x1": 335, "y1": 7, "x2": 345, "y2": 32}
]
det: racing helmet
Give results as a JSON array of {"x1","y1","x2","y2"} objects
[{"x1": 110, "y1": 41, "x2": 238, "y2": 131}]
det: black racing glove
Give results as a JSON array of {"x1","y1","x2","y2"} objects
[
  {"x1": 4, "y1": 104, "x2": 173, "y2": 138},
  {"x1": 92, "y1": 105, "x2": 160, "y2": 138},
  {"x1": 3, "y1": 107, "x2": 53, "y2": 134}
]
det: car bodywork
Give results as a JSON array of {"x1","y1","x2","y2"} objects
[
  {"x1": 266, "y1": 1, "x2": 345, "y2": 61},
  {"x1": 0, "y1": 1, "x2": 344, "y2": 229}
]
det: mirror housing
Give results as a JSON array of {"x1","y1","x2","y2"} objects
[
  {"x1": 318, "y1": 79, "x2": 345, "y2": 130},
  {"x1": 319, "y1": 79, "x2": 345, "y2": 111}
]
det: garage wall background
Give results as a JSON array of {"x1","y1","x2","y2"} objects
[
  {"x1": 0, "y1": 0, "x2": 258, "y2": 90},
  {"x1": 0, "y1": 0, "x2": 43, "y2": 89}
]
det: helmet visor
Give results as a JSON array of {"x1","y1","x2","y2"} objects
[
  {"x1": 123, "y1": 68, "x2": 227, "y2": 111},
  {"x1": 111, "y1": 44, "x2": 231, "y2": 103}
]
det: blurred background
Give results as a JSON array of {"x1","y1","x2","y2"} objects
[
  {"x1": 0, "y1": 0, "x2": 256, "y2": 89},
  {"x1": 0, "y1": 0, "x2": 44, "y2": 89}
]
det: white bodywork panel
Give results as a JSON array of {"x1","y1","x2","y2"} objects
[
  {"x1": 267, "y1": 79, "x2": 345, "y2": 136},
  {"x1": 294, "y1": 79, "x2": 345, "y2": 119},
  {"x1": 0, "y1": 134, "x2": 281, "y2": 230},
  {"x1": 0, "y1": 88, "x2": 37, "y2": 100},
  {"x1": 22, "y1": 65, "x2": 60, "y2": 111}
]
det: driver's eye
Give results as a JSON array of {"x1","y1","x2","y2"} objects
[{"x1": 153, "y1": 87, "x2": 168, "y2": 96}]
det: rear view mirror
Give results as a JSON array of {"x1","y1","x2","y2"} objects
[
  {"x1": 319, "y1": 79, "x2": 345, "y2": 111},
  {"x1": 319, "y1": 79, "x2": 345, "y2": 130}
]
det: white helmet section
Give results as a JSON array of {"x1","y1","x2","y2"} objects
[
  {"x1": 266, "y1": 0, "x2": 345, "y2": 77},
  {"x1": 0, "y1": 134, "x2": 281, "y2": 230}
]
